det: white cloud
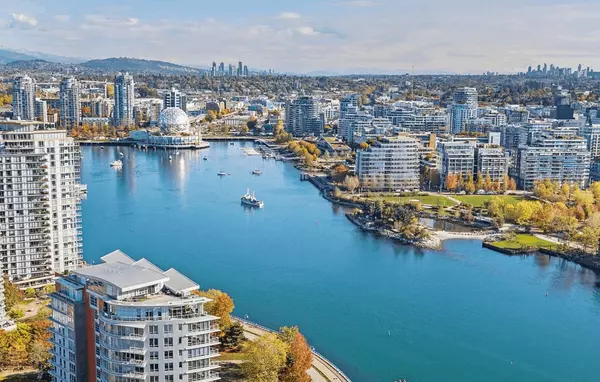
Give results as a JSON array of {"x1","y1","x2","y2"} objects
[
  {"x1": 277, "y1": 12, "x2": 302, "y2": 20},
  {"x1": 338, "y1": 0, "x2": 379, "y2": 7},
  {"x1": 294, "y1": 26, "x2": 320, "y2": 36},
  {"x1": 10, "y1": 13, "x2": 38, "y2": 28}
]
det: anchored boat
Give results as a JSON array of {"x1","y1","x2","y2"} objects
[{"x1": 241, "y1": 189, "x2": 264, "y2": 208}]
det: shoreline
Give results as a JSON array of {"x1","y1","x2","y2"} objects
[{"x1": 232, "y1": 316, "x2": 352, "y2": 382}]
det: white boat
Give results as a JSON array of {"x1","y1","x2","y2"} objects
[
  {"x1": 218, "y1": 171, "x2": 227, "y2": 176},
  {"x1": 169, "y1": 155, "x2": 173, "y2": 161},
  {"x1": 119, "y1": 152, "x2": 124, "y2": 157},
  {"x1": 252, "y1": 169, "x2": 262, "y2": 175},
  {"x1": 110, "y1": 160, "x2": 122, "y2": 167},
  {"x1": 241, "y1": 189, "x2": 264, "y2": 208}
]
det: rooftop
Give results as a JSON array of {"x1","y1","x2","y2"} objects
[{"x1": 74, "y1": 261, "x2": 169, "y2": 292}]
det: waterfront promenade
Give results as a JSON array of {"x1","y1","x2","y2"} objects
[{"x1": 232, "y1": 316, "x2": 351, "y2": 382}]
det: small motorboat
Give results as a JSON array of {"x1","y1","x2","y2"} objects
[
  {"x1": 230, "y1": 142, "x2": 235, "y2": 146},
  {"x1": 119, "y1": 152, "x2": 124, "y2": 157},
  {"x1": 110, "y1": 160, "x2": 122, "y2": 167},
  {"x1": 169, "y1": 155, "x2": 173, "y2": 161},
  {"x1": 252, "y1": 169, "x2": 262, "y2": 175},
  {"x1": 100, "y1": 146, "x2": 105, "y2": 150},
  {"x1": 203, "y1": 157, "x2": 208, "y2": 161},
  {"x1": 218, "y1": 171, "x2": 227, "y2": 176}
]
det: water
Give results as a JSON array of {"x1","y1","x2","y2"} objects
[{"x1": 81, "y1": 143, "x2": 600, "y2": 382}]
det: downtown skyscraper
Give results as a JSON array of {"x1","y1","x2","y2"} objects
[
  {"x1": 113, "y1": 72, "x2": 135, "y2": 127},
  {"x1": 12, "y1": 75, "x2": 36, "y2": 121},
  {"x1": 59, "y1": 77, "x2": 81, "y2": 129},
  {"x1": 0, "y1": 120, "x2": 83, "y2": 288}
]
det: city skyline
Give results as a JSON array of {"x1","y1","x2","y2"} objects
[{"x1": 3, "y1": 0, "x2": 600, "y2": 74}]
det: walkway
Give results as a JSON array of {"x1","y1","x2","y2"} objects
[{"x1": 233, "y1": 317, "x2": 351, "y2": 382}]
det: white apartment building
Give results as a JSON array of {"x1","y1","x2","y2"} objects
[
  {"x1": 356, "y1": 136, "x2": 420, "y2": 191},
  {"x1": 164, "y1": 87, "x2": 187, "y2": 112},
  {"x1": 0, "y1": 120, "x2": 82, "y2": 288},
  {"x1": 49, "y1": 250, "x2": 220, "y2": 382},
  {"x1": 35, "y1": 99, "x2": 48, "y2": 124},
  {"x1": 517, "y1": 136, "x2": 591, "y2": 190},
  {"x1": 449, "y1": 87, "x2": 478, "y2": 134},
  {"x1": 12, "y1": 75, "x2": 36, "y2": 121},
  {"x1": 476, "y1": 146, "x2": 508, "y2": 183},
  {"x1": 580, "y1": 124, "x2": 600, "y2": 158},
  {"x1": 59, "y1": 77, "x2": 81, "y2": 129},
  {"x1": 438, "y1": 141, "x2": 476, "y2": 188}
]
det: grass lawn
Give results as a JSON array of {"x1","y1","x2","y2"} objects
[
  {"x1": 453, "y1": 195, "x2": 524, "y2": 208},
  {"x1": 489, "y1": 234, "x2": 558, "y2": 250},
  {"x1": 364, "y1": 195, "x2": 457, "y2": 207}
]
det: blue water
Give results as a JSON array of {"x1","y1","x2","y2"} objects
[{"x1": 81, "y1": 143, "x2": 600, "y2": 382}]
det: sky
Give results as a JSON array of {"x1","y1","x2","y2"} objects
[{"x1": 2, "y1": 0, "x2": 600, "y2": 74}]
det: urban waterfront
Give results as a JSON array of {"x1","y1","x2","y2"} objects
[{"x1": 81, "y1": 142, "x2": 600, "y2": 382}]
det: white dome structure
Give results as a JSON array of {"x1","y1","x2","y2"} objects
[{"x1": 159, "y1": 107, "x2": 190, "y2": 134}]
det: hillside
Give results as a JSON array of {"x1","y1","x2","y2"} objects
[
  {"x1": 80, "y1": 57, "x2": 204, "y2": 75},
  {"x1": 0, "y1": 49, "x2": 38, "y2": 64}
]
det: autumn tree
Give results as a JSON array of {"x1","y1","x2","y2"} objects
[
  {"x1": 464, "y1": 172, "x2": 476, "y2": 194},
  {"x1": 205, "y1": 110, "x2": 217, "y2": 122},
  {"x1": 359, "y1": 142, "x2": 369, "y2": 150},
  {"x1": 343, "y1": 175, "x2": 360, "y2": 193},
  {"x1": 3, "y1": 277, "x2": 23, "y2": 310},
  {"x1": 242, "y1": 333, "x2": 288, "y2": 382},
  {"x1": 279, "y1": 327, "x2": 312, "y2": 382},
  {"x1": 445, "y1": 173, "x2": 458, "y2": 192},
  {"x1": 476, "y1": 171, "x2": 484, "y2": 191},
  {"x1": 194, "y1": 289, "x2": 234, "y2": 329}
]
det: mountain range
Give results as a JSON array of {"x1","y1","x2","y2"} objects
[{"x1": 0, "y1": 48, "x2": 205, "y2": 75}]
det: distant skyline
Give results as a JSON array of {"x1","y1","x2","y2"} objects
[{"x1": 2, "y1": 0, "x2": 600, "y2": 74}]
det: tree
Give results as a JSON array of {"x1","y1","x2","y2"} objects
[
  {"x1": 29, "y1": 339, "x2": 51, "y2": 371},
  {"x1": 221, "y1": 322, "x2": 246, "y2": 351},
  {"x1": 359, "y1": 142, "x2": 369, "y2": 150},
  {"x1": 194, "y1": 289, "x2": 235, "y2": 329},
  {"x1": 106, "y1": 84, "x2": 115, "y2": 98},
  {"x1": 476, "y1": 171, "x2": 484, "y2": 191},
  {"x1": 279, "y1": 327, "x2": 312, "y2": 382},
  {"x1": 483, "y1": 173, "x2": 493, "y2": 192},
  {"x1": 247, "y1": 116, "x2": 258, "y2": 130},
  {"x1": 464, "y1": 172, "x2": 476, "y2": 194},
  {"x1": 9, "y1": 308, "x2": 24, "y2": 319},
  {"x1": 25, "y1": 287, "x2": 36, "y2": 299},
  {"x1": 445, "y1": 173, "x2": 458, "y2": 192},
  {"x1": 508, "y1": 178, "x2": 517, "y2": 191},
  {"x1": 205, "y1": 110, "x2": 217, "y2": 122},
  {"x1": 343, "y1": 175, "x2": 360, "y2": 193},
  {"x1": 242, "y1": 333, "x2": 288, "y2": 382},
  {"x1": 3, "y1": 277, "x2": 23, "y2": 310}
]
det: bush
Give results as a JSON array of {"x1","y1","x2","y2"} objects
[{"x1": 9, "y1": 308, "x2": 24, "y2": 319}]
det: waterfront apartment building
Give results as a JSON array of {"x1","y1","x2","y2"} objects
[
  {"x1": 580, "y1": 124, "x2": 600, "y2": 159},
  {"x1": 59, "y1": 77, "x2": 81, "y2": 129},
  {"x1": 516, "y1": 136, "x2": 591, "y2": 190},
  {"x1": 113, "y1": 73, "x2": 135, "y2": 127},
  {"x1": 476, "y1": 146, "x2": 508, "y2": 183},
  {"x1": 449, "y1": 87, "x2": 478, "y2": 134},
  {"x1": 164, "y1": 88, "x2": 187, "y2": 111},
  {"x1": 12, "y1": 75, "x2": 36, "y2": 121},
  {"x1": 285, "y1": 97, "x2": 324, "y2": 136},
  {"x1": 438, "y1": 141, "x2": 476, "y2": 189},
  {"x1": 49, "y1": 250, "x2": 221, "y2": 382},
  {"x1": 0, "y1": 120, "x2": 82, "y2": 288},
  {"x1": 356, "y1": 136, "x2": 420, "y2": 191}
]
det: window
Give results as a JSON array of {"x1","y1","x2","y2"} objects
[
  {"x1": 149, "y1": 338, "x2": 158, "y2": 348},
  {"x1": 89, "y1": 295, "x2": 97, "y2": 308},
  {"x1": 164, "y1": 324, "x2": 173, "y2": 334},
  {"x1": 150, "y1": 364, "x2": 159, "y2": 372},
  {"x1": 164, "y1": 363, "x2": 173, "y2": 372},
  {"x1": 149, "y1": 325, "x2": 158, "y2": 335},
  {"x1": 164, "y1": 337, "x2": 173, "y2": 347},
  {"x1": 165, "y1": 375, "x2": 174, "y2": 382},
  {"x1": 150, "y1": 351, "x2": 159, "y2": 360},
  {"x1": 150, "y1": 377, "x2": 159, "y2": 382},
  {"x1": 164, "y1": 350, "x2": 173, "y2": 359}
]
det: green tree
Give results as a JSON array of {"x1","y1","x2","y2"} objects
[
  {"x1": 242, "y1": 333, "x2": 288, "y2": 382},
  {"x1": 205, "y1": 110, "x2": 217, "y2": 122},
  {"x1": 9, "y1": 308, "x2": 24, "y2": 319},
  {"x1": 279, "y1": 327, "x2": 312, "y2": 382},
  {"x1": 221, "y1": 322, "x2": 246, "y2": 351}
]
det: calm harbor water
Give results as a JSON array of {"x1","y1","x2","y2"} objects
[{"x1": 81, "y1": 142, "x2": 600, "y2": 382}]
